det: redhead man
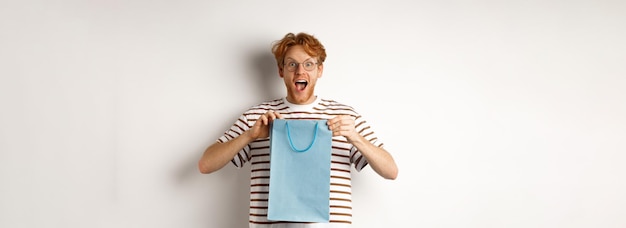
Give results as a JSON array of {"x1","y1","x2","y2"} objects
[{"x1": 198, "y1": 32, "x2": 398, "y2": 228}]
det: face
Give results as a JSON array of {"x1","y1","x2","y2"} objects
[{"x1": 278, "y1": 45, "x2": 323, "y2": 104}]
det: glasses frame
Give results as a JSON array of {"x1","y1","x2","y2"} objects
[{"x1": 283, "y1": 59, "x2": 319, "y2": 72}]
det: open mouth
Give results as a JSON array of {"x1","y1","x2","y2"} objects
[{"x1": 295, "y1": 80, "x2": 308, "y2": 91}]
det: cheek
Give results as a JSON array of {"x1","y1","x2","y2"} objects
[{"x1": 282, "y1": 76, "x2": 293, "y2": 86}]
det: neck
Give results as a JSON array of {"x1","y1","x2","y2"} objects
[{"x1": 286, "y1": 95, "x2": 317, "y2": 105}]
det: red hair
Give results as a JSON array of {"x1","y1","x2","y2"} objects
[{"x1": 271, "y1": 32, "x2": 327, "y2": 68}]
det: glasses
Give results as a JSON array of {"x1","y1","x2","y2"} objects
[{"x1": 283, "y1": 59, "x2": 319, "y2": 72}]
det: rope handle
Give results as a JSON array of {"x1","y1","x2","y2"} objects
[{"x1": 285, "y1": 121, "x2": 318, "y2": 152}]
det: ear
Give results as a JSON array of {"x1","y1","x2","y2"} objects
[
  {"x1": 317, "y1": 64, "x2": 324, "y2": 78},
  {"x1": 278, "y1": 66, "x2": 284, "y2": 78}
]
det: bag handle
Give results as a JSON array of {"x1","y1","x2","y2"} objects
[{"x1": 285, "y1": 121, "x2": 318, "y2": 152}]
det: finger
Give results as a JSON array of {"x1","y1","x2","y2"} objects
[
  {"x1": 274, "y1": 111, "x2": 283, "y2": 119},
  {"x1": 327, "y1": 116, "x2": 341, "y2": 126},
  {"x1": 332, "y1": 128, "x2": 346, "y2": 137},
  {"x1": 327, "y1": 119, "x2": 336, "y2": 130},
  {"x1": 334, "y1": 119, "x2": 351, "y2": 129},
  {"x1": 269, "y1": 110, "x2": 282, "y2": 120},
  {"x1": 260, "y1": 115, "x2": 269, "y2": 125},
  {"x1": 266, "y1": 111, "x2": 276, "y2": 121},
  {"x1": 330, "y1": 118, "x2": 348, "y2": 130}
]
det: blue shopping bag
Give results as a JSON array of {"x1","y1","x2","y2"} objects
[{"x1": 268, "y1": 119, "x2": 332, "y2": 222}]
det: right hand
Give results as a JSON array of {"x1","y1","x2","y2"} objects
[{"x1": 248, "y1": 110, "x2": 282, "y2": 140}]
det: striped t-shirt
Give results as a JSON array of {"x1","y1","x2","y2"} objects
[{"x1": 217, "y1": 97, "x2": 383, "y2": 227}]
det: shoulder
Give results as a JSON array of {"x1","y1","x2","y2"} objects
[
  {"x1": 319, "y1": 98, "x2": 354, "y2": 109},
  {"x1": 243, "y1": 98, "x2": 287, "y2": 115},
  {"x1": 317, "y1": 98, "x2": 359, "y2": 117}
]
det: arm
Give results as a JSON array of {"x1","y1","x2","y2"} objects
[
  {"x1": 327, "y1": 115, "x2": 398, "y2": 180},
  {"x1": 198, "y1": 111, "x2": 282, "y2": 174},
  {"x1": 198, "y1": 132, "x2": 254, "y2": 174}
]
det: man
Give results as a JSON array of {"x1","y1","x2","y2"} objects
[{"x1": 198, "y1": 32, "x2": 398, "y2": 227}]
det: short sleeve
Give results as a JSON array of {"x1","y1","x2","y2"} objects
[
  {"x1": 350, "y1": 114, "x2": 384, "y2": 171},
  {"x1": 217, "y1": 114, "x2": 252, "y2": 168}
]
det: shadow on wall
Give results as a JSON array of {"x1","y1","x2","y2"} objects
[
  {"x1": 173, "y1": 48, "x2": 284, "y2": 227},
  {"x1": 251, "y1": 49, "x2": 283, "y2": 100}
]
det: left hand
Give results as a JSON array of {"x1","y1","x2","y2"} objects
[
  {"x1": 328, "y1": 115, "x2": 399, "y2": 180},
  {"x1": 327, "y1": 115, "x2": 359, "y2": 142}
]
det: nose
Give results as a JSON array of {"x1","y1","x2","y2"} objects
[{"x1": 295, "y1": 63, "x2": 306, "y2": 74}]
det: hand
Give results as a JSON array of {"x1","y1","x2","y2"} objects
[
  {"x1": 248, "y1": 110, "x2": 282, "y2": 140},
  {"x1": 327, "y1": 115, "x2": 359, "y2": 142}
]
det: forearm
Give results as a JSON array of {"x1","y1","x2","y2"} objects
[
  {"x1": 198, "y1": 131, "x2": 254, "y2": 174},
  {"x1": 351, "y1": 135, "x2": 398, "y2": 180}
]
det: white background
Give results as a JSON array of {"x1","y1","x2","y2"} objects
[{"x1": 1, "y1": 0, "x2": 625, "y2": 227}]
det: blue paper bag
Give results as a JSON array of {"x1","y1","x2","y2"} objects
[{"x1": 268, "y1": 119, "x2": 332, "y2": 222}]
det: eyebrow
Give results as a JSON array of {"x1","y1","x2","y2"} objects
[{"x1": 285, "y1": 57, "x2": 315, "y2": 62}]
